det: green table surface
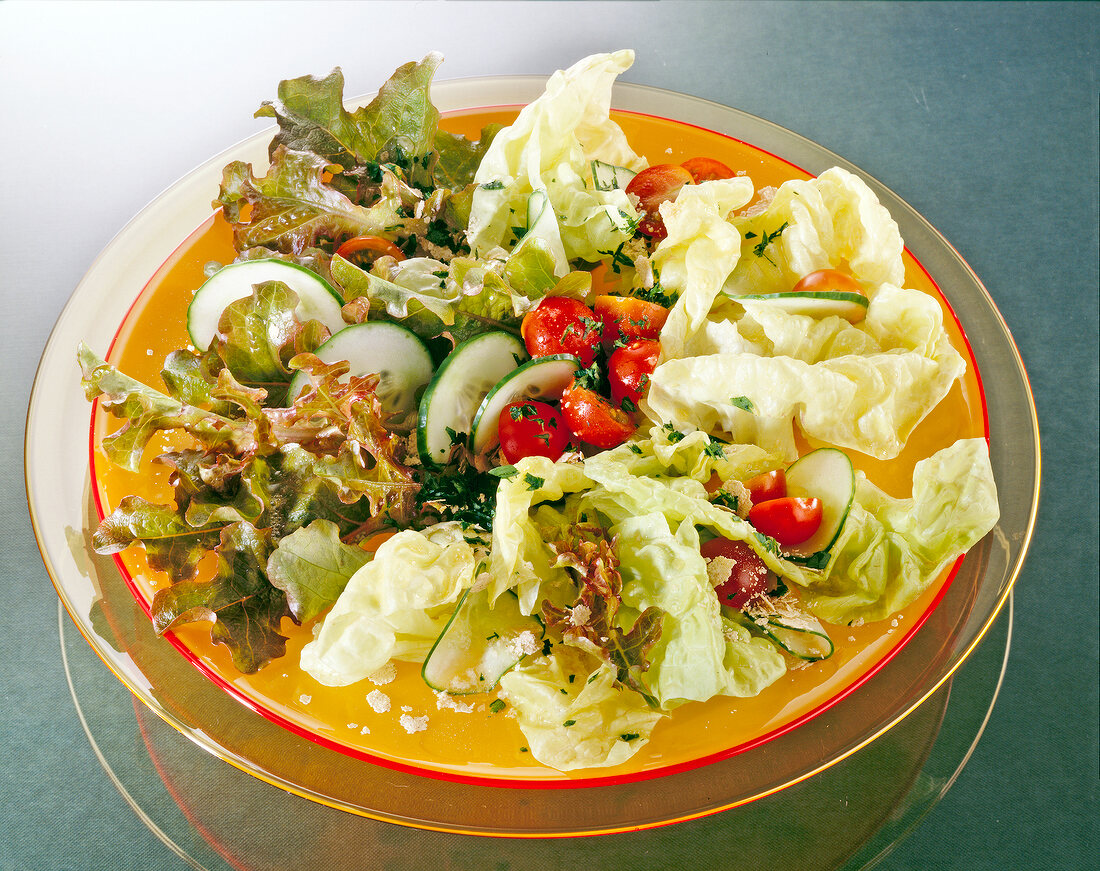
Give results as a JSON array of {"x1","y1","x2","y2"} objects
[{"x1": 3, "y1": 2, "x2": 1096, "y2": 869}]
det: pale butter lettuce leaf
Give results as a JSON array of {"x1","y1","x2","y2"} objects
[
  {"x1": 498, "y1": 645, "x2": 665, "y2": 770},
  {"x1": 467, "y1": 50, "x2": 646, "y2": 275},
  {"x1": 300, "y1": 524, "x2": 477, "y2": 686},
  {"x1": 646, "y1": 282, "x2": 966, "y2": 461},
  {"x1": 797, "y1": 438, "x2": 1000, "y2": 624},
  {"x1": 651, "y1": 178, "x2": 755, "y2": 360},
  {"x1": 724, "y1": 166, "x2": 905, "y2": 299},
  {"x1": 488, "y1": 456, "x2": 593, "y2": 614}
]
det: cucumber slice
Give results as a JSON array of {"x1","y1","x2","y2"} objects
[
  {"x1": 590, "y1": 160, "x2": 637, "y2": 191},
  {"x1": 285, "y1": 322, "x2": 433, "y2": 431},
  {"x1": 187, "y1": 259, "x2": 345, "y2": 350},
  {"x1": 469, "y1": 354, "x2": 579, "y2": 456},
  {"x1": 783, "y1": 447, "x2": 855, "y2": 558},
  {"x1": 757, "y1": 613, "x2": 834, "y2": 661},
  {"x1": 738, "y1": 290, "x2": 868, "y2": 322},
  {"x1": 416, "y1": 331, "x2": 527, "y2": 466},
  {"x1": 422, "y1": 588, "x2": 544, "y2": 695}
]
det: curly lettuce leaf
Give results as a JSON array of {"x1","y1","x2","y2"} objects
[
  {"x1": 217, "y1": 146, "x2": 397, "y2": 255},
  {"x1": 257, "y1": 57, "x2": 442, "y2": 171},
  {"x1": 150, "y1": 522, "x2": 290, "y2": 674}
]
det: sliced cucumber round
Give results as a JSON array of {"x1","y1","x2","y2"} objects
[
  {"x1": 783, "y1": 447, "x2": 855, "y2": 558},
  {"x1": 469, "y1": 354, "x2": 578, "y2": 456},
  {"x1": 187, "y1": 258, "x2": 346, "y2": 350},
  {"x1": 416, "y1": 331, "x2": 527, "y2": 466},
  {"x1": 758, "y1": 613, "x2": 834, "y2": 661},
  {"x1": 738, "y1": 290, "x2": 868, "y2": 322},
  {"x1": 285, "y1": 322, "x2": 434, "y2": 431},
  {"x1": 422, "y1": 588, "x2": 543, "y2": 695}
]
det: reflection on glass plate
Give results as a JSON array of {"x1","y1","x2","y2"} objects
[{"x1": 29, "y1": 76, "x2": 1039, "y2": 835}]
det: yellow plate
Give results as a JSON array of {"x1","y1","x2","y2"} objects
[{"x1": 31, "y1": 76, "x2": 1039, "y2": 833}]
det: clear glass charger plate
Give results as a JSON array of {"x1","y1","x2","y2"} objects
[
  {"x1": 57, "y1": 593, "x2": 1014, "y2": 869},
  {"x1": 28, "y1": 75, "x2": 1039, "y2": 836}
]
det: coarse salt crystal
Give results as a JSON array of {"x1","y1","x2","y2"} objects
[
  {"x1": 435, "y1": 691, "x2": 476, "y2": 714},
  {"x1": 368, "y1": 663, "x2": 397, "y2": 685},
  {"x1": 366, "y1": 690, "x2": 391, "y2": 713},
  {"x1": 298, "y1": 694, "x2": 312, "y2": 705},
  {"x1": 399, "y1": 713, "x2": 429, "y2": 734}
]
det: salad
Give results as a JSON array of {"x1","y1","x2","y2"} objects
[{"x1": 79, "y1": 50, "x2": 999, "y2": 773}]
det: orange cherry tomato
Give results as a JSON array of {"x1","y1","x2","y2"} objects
[
  {"x1": 743, "y1": 469, "x2": 786, "y2": 504},
  {"x1": 791, "y1": 268, "x2": 864, "y2": 296},
  {"x1": 593, "y1": 294, "x2": 670, "y2": 351},
  {"x1": 607, "y1": 339, "x2": 660, "y2": 409},
  {"x1": 335, "y1": 235, "x2": 406, "y2": 261},
  {"x1": 559, "y1": 382, "x2": 636, "y2": 450},
  {"x1": 497, "y1": 400, "x2": 570, "y2": 464},
  {"x1": 626, "y1": 164, "x2": 694, "y2": 240},
  {"x1": 700, "y1": 537, "x2": 772, "y2": 610},
  {"x1": 520, "y1": 297, "x2": 602, "y2": 366},
  {"x1": 680, "y1": 156, "x2": 735, "y2": 182},
  {"x1": 749, "y1": 497, "x2": 823, "y2": 548}
]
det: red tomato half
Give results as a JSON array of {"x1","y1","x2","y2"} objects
[
  {"x1": 749, "y1": 497, "x2": 823, "y2": 548},
  {"x1": 791, "y1": 268, "x2": 864, "y2": 296},
  {"x1": 608, "y1": 339, "x2": 661, "y2": 408},
  {"x1": 700, "y1": 537, "x2": 772, "y2": 610},
  {"x1": 593, "y1": 294, "x2": 670, "y2": 351},
  {"x1": 680, "y1": 156, "x2": 735, "y2": 182},
  {"x1": 520, "y1": 297, "x2": 601, "y2": 366},
  {"x1": 742, "y1": 469, "x2": 786, "y2": 504},
  {"x1": 626, "y1": 164, "x2": 694, "y2": 240},
  {"x1": 559, "y1": 383, "x2": 636, "y2": 450},
  {"x1": 497, "y1": 400, "x2": 570, "y2": 464}
]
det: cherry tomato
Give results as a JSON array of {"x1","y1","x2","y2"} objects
[
  {"x1": 791, "y1": 268, "x2": 864, "y2": 296},
  {"x1": 335, "y1": 235, "x2": 406, "y2": 262},
  {"x1": 497, "y1": 400, "x2": 570, "y2": 464},
  {"x1": 749, "y1": 497, "x2": 823, "y2": 548},
  {"x1": 680, "y1": 156, "x2": 735, "y2": 182},
  {"x1": 700, "y1": 537, "x2": 772, "y2": 610},
  {"x1": 593, "y1": 294, "x2": 670, "y2": 351},
  {"x1": 626, "y1": 164, "x2": 694, "y2": 240},
  {"x1": 743, "y1": 469, "x2": 786, "y2": 504},
  {"x1": 608, "y1": 339, "x2": 661, "y2": 408},
  {"x1": 559, "y1": 383, "x2": 636, "y2": 450},
  {"x1": 520, "y1": 297, "x2": 602, "y2": 366}
]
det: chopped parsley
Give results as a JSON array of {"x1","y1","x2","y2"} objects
[
  {"x1": 730, "y1": 395, "x2": 755, "y2": 413},
  {"x1": 751, "y1": 221, "x2": 789, "y2": 264},
  {"x1": 489, "y1": 699, "x2": 506, "y2": 714}
]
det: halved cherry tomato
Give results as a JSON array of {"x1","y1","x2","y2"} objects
[
  {"x1": 593, "y1": 294, "x2": 670, "y2": 351},
  {"x1": 520, "y1": 297, "x2": 602, "y2": 366},
  {"x1": 791, "y1": 268, "x2": 864, "y2": 296},
  {"x1": 335, "y1": 235, "x2": 406, "y2": 261},
  {"x1": 680, "y1": 156, "x2": 735, "y2": 182},
  {"x1": 497, "y1": 400, "x2": 570, "y2": 464},
  {"x1": 559, "y1": 383, "x2": 635, "y2": 449},
  {"x1": 700, "y1": 537, "x2": 772, "y2": 610},
  {"x1": 743, "y1": 469, "x2": 786, "y2": 504},
  {"x1": 749, "y1": 497, "x2": 823, "y2": 548},
  {"x1": 626, "y1": 164, "x2": 694, "y2": 240},
  {"x1": 608, "y1": 339, "x2": 661, "y2": 408}
]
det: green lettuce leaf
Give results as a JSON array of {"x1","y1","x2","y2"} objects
[
  {"x1": 795, "y1": 437, "x2": 1000, "y2": 624},
  {"x1": 299, "y1": 524, "x2": 479, "y2": 686},
  {"x1": 498, "y1": 645, "x2": 666, "y2": 771},
  {"x1": 266, "y1": 519, "x2": 373, "y2": 623},
  {"x1": 467, "y1": 50, "x2": 646, "y2": 274},
  {"x1": 646, "y1": 282, "x2": 966, "y2": 461},
  {"x1": 724, "y1": 166, "x2": 905, "y2": 299}
]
